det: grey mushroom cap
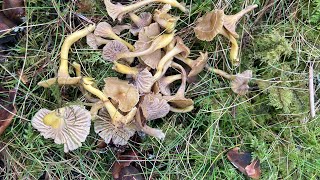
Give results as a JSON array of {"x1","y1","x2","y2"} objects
[
  {"x1": 134, "y1": 68, "x2": 154, "y2": 94},
  {"x1": 140, "y1": 94, "x2": 170, "y2": 121},
  {"x1": 94, "y1": 109, "x2": 136, "y2": 145},
  {"x1": 130, "y1": 12, "x2": 153, "y2": 36},
  {"x1": 102, "y1": 40, "x2": 133, "y2": 63},
  {"x1": 231, "y1": 70, "x2": 252, "y2": 95},
  {"x1": 31, "y1": 105, "x2": 91, "y2": 153}
]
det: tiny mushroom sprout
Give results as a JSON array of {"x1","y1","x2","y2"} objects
[
  {"x1": 104, "y1": 0, "x2": 187, "y2": 21},
  {"x1": 129, "y1": 12, "x2": 153, "y2": 36},
  {"x1": 175, "y1": 51, "x2": 209, "y2": 77},
  {"x1": 94, "y1": 108, "x2": 136, "y2": 146},
  {"x1": 153, "y1": 5, "x2": 179, "y2": 33},
  {"x1": 86, "y1": 33, "x2": 110, "y2": 50},
  {"x1": 103, "y1": 77, "x2": 139, "y2": 113},
  {"x1": 31, "y1": 105, "x2": 91, "y2": 152},
  {"x1": 206, "y1": 67, "x2": 252, "y2": 96},
  {"x1": 38, "y1": 24, "x2": 95, "y2": 87},
  {"x1": 94, "y1": 22, "x2": 135, "y2": 51}
]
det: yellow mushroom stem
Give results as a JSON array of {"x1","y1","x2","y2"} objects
[
  {"x1": 43, "y1": 111, "x2": 63, "y2": 129},
  {"x1": 58, "y1": 24, "x2": 96, "y2": 78},
  {"x1": 81, "y1": 77, "x2": 136, "y2": 125},
  {"x1": 72, "y1": 62, "x2": 99, "y2": 103},
  {"x1": 109, "y1": 32, "x2": 135, "y2": 51},
  {"x1": 170, "y1": 105, "x2": 194, "y2": 113},
  {"x1": 205, "y1": 65, "x2": 234, "y2": 80},
  {"x1": 129, "y1": 13, "x2": 142, "y2": 25},
  {"x1": 112, "y1": 61, "x2": 139, "y2": 75},
  {"x1": 153, "y1": 45, "x2": 184, "y2": 81},
  {"x1": 116, "y1": 32, "x2": 175, "y2": 60},
  {"x1": 220, "y1": 28, "x2": 239, "y2": 66},
  {"x1": 162, "y1": 74, "x2": 182, "y2": 84},
  {"x1": 38, "y1": 77, "x2": 82, "y2": 88}
]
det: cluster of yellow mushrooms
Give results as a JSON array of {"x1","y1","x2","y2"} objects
[{"x1": 31, "y1": 0, "x2": 257, "y2": 152}]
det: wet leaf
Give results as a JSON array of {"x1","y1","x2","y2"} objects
[
  {"x1": 118, "y1": 165, "x2": 144, "y2": 180},
  {"x1": 112, "y1": 150, "x2": 141, "y2": 179},
  {"x1": 0, "y1": 86, "x2": 17, "y2": 136},
  {"x1": 227, "y1": 147, "x2": 261, "y2": 179}
]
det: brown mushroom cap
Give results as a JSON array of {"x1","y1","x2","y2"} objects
[
  {"x1": 94, "y1": 108, "x2": 136, "y2": 145},
  {"x1": 140, "y1": 94, "x2": 170, "y2": 121},
  {"x1": 194, "y1": 10, "x2": 224, "y2": 41},
  {"x1": 224, "y1": 5, "x2": 258, "y2": 38},
  {"x1": 103, "y1": 77, "x2": 139, "y2": 112},
  {"x1": 158, "y1": 74, "x2": 182, "y2": 96},
  {"x1": 31, "y1": 105, "x2": 91, "y2": 153},
  {"x1": 153, "y1": 4, "x2": 179, "y2": 33},
  {"x1": 175, "y1": 36, "x2": 190, "y2": 58},
  {"x1": 102, "y1": 40, "x2": 133, "y2": 63},
  {"x1": 188, "y1": 52, "x2": 208, "y2": 77},
  {"x1": 134, "y1": 23, "x2": 162, "y2": 69},
  {"x1": 231, "y1": 70, "x2": 252, "y2": 95},
  {"x1": 133, "y1": 68, "x2": 154, "y2": 94}
]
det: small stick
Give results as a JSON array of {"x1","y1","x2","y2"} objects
[{"x1": 309, "y1": 61, "x2": 315, "y2": 119}]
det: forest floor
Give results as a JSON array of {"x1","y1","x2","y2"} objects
[{"x1": 1, "y1": 0, "x2": 320, "y2": 179}]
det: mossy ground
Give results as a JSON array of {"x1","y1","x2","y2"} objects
[{"x1": 1, "y1": 0, "x2": 320, "y2": 179}]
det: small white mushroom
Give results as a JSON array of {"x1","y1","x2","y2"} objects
[{"x1": 31, "y1": 105, "x2": 91, "y2": 153}]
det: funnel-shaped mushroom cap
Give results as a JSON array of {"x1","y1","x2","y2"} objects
[
  {"x1": 231, "y1": 70, "x2": 252, "y2": 95},
  {"x1": 158, "y1": 74, "x2": 182, "y2": 96},
  {"x1": 134, "y1": 68, "x2": 154, "y2": 94},
  {"x1": 94, "y1": 109, "x2": 136, "y2": 145},
  {"x1": 31, "y1": 105, "x2": 91, "y2": 153},
  {"x1": 174, "y1": 36, "x2": 191, "y2": 58},
  {"x1": 194, "y1": 10, "x2": 224, "y2": 41},
  {"x1": 130, "y1": 12, "x2": 153, "y2": 36},
  {"x1": 188, "y1": 52, "x2": 208, "y2": 77},
  {"x1": 140, "y1": 94, "x2": 170, "y2": 121},
  {"x1": 224, "y1": 5, "x2": 258, "y2": 38},
  {"x1": 102, "y1": 40, "x2": 133, "y2": 63},
  {"x1": 153, "y1": 4, "x2": 179, "y2": 33},
  {"x1": 134, "y1": 23, "x2": 162, "y2": 69},
  {"x1": 113, "y1": 24, "x2": 132, "y2": 35},
  {"x1": 87, "y1": 33, "x2": 110, "y2": 49},
  {"x1": 103, "y1": 77, "x2": 139, "y2": 112}
]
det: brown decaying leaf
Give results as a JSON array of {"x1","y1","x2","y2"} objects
[
  {"x1": 0, "y1": 86, "x2": 17, "y2": 136},
  {"x1": 227, "y1": 147, "x2": 261, "y2": 179},
  {"x1": 112, "y1": 150, "x2": 141, "y2": 179}
]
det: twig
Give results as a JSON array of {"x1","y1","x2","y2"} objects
[{"x1": 309, "y1": 62, "x2": 315, "y2": 119}]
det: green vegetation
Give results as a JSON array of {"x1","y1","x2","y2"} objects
[{"x1": 1, "y1": 0, "x2": 319, "y2": 179}]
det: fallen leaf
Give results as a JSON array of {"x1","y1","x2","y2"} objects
[
  {"x1": 227, "y1": 147, "x2": 261, "y2": 179},
  {"x1": 112, "y1": 150, "x2": 141, "y2": 179},
  {"x1": 0, "y1": 86, "x2": 17, "y2": 136},
  {"x1": 118, "y1": 165, "x2": 144, "y2": 180}
]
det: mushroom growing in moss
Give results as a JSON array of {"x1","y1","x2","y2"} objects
[
  {"x1": 104, "y1": 0, "x2": 187, "y2": 21},
  {"x1": 31, "y1": 105, "x2": 91, "y2": 152},
  {"x1": 206, "y1": 67, "x2": 252, "y2": 95}
]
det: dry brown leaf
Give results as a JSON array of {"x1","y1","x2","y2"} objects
[
  {"x1": 112, "y1": 150, "x2": 141, "y2": 179},
  {"x1": 0, "y1": 86, "x2": 17, "y2": 136},
  {"x1": 227, "y1": 147, "x2": 261, "y2": 179}
]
